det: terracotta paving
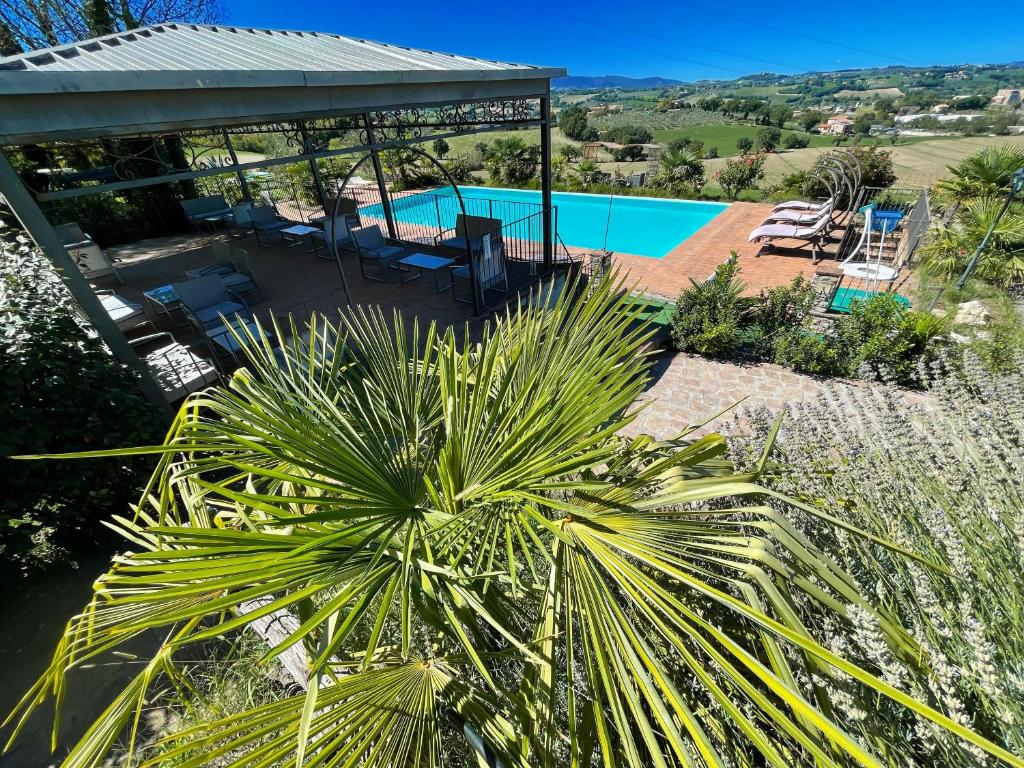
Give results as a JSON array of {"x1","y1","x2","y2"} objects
[
  {"x1": 610, "y1": 202, "x2": 827, "y2": 300},
  {"x1": 622, "y1": 351, "x2": 931, "y2": 440}
]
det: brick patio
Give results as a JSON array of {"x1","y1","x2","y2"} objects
[
  {"x1": 622, "y1": 350, "x2": 931, "y2": 440},
  {"x1": 611, "y1": 202, "x2": 827, "y2": 300}
]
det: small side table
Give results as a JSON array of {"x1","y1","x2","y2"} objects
[
  {"x1": 397, "y1": 252, "x2": 455, "y2": 292},
  {"x1": 281, "y1": 224, "x2": 322, "y2": 257},
  {"x1": 143, "y1": 283, "x2": 188, "y2": 328}
]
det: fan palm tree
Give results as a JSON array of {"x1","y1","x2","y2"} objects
[
  {"x1": 486, "y1": 137, "x2": 538, "y2": 185},
  {"x1": 4, "y1": 278, "x2": 1021, "y2": 768},
  {"x1": 921, "y1": 196, "x2": 1024, "y2": 286},
  {"x1": 655, "y1": 147, "x2": 706, "y2": 195},
  {"x1": 934, "y1": 146, "x2": 1024, "y2": 205}
]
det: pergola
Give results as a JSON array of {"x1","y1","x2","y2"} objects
[{"x1": 0, "y1": 23, "x2": 566, "y2": 410}]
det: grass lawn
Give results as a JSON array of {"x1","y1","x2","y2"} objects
[
  {"x1": 652, "y1": 124, "x2": 835, "y2": 157},
  {"x1": 701, "y1": 134, "x2": 1024, "y2": 188}
]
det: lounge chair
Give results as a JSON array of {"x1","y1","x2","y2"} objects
[
  {"x1": 172, "y1": 274, "x2": 252, "y2": 333},
  {"x1": 311, "y1": 216, "x2": 354, "y2": 258},
  {"x1": 185, "y1": 243, "x2": 262, "y2": 302},
  {"x1": 352, "y1": 225, "x2": 404, "y2": 281},
  {"x1": 130, "y1": 332, "x2": 219, "y2": 403},
  {"x1": 772, "y1": 195, "x2": 835, "y2": 213},
  {"x1": 748, "y1": 214, "x2": 833, "y2": 260},
  {"x1": 451, "y1": 232, "x2": 508, "y2": 306},
  {"x1": 435, "y1": 215, "x2": 502, "y2": 258},
  {"x1": 180, "y1": 195, "x2": 232, "y2": 227},
  {"x1": 96, "y1": 289, "x2": 148, "y2": 332},
  {"x1": 761, "y1": 203, "x2": 834, "y2": 226},
  {"x1": 54, "y1": 223, "x2": 122, "y2": 283},
  {"x1": 249, "y1": 205, "x2": 292, "y2": 246}
]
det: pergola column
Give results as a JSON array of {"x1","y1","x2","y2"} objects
[
  {"x1": 298, "y1": 122, "x2": 329, "y2": 214},
  {"x1": 361, "y1": 113, "x2": 397, "y2": 239},
  {"x1": 540, "y1": 86, "x2": 554, "y2": 270},
  {"x1": 0, "y1": 148, "x2": 172, "y2": 419}
]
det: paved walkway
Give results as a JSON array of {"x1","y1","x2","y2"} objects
[
  {"x1": 622, "y1": 351, "x2": 932, "y2": 440},
  {"x1": 612, "y1": 202, "x2": 823, "y2": 299}
]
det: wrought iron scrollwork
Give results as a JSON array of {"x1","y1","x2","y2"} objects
[{"x1": 180, "y1": 130, "x2": 234, "y2": 171}]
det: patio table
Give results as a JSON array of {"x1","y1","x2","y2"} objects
[
  {"x1": 396, "y1": 252, "x2": 455, "y2": 292},
  {"x1": 281, "y1": 224, "x2": 322, "y2": 257},
  {"x1": 142, "y1": 283, "x2": 187, "y2": 326}
]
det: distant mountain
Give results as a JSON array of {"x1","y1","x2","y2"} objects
[{"x1": 552, "y1": 75, "x2": 683, "y2": 90}]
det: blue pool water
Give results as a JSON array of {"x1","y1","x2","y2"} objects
[{"x1": 366, "y1": 186, "x2": 728, "y2": 259}]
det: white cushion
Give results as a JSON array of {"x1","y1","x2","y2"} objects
[
  {"x1": 144, "y1": 343, "x2": 218, "y2": 402},
  {"x1": 100, "y1": 293, "x2": 145, "y2": 329}
]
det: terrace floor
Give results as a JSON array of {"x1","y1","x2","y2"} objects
[
  {"x1": 97, "y1": 229, "x2": 482, "y2": 371},
  {"x1": 611, "y1": 202, "x2": 836, "y2": 299}
]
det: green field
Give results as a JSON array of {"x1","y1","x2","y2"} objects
[
  {"x1": 439, "y1": 127, "x2": 573, "y2": 157},
  {"x1": 652, "y1": 124, "x2": 835, "y2": 157}
]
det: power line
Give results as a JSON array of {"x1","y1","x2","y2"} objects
[
  {"x1": 505, "y1": 1, "x2": 817, "y2": 74},
  {"x1": 665, "y1": 0, "x2": 917, "y2": 66}
]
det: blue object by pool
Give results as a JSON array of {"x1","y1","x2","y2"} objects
[
  {"x1": 365, "y1": 187, "x2": 728, "y2": 259},
  {"x1": 830, "y1": 287, "x2": 911, "y2": 313},
  {"x1": 870, "y1": 209, "x2": 904, "y2": 233}
]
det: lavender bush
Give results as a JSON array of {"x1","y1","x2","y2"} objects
[{"x1": 732, "y1": 351, "x2": 1024, "y2": 766}]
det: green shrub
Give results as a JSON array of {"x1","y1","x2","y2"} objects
[
  {"x1": 715, "y1": 153, "x2": 767, "y2": 198},
  {"x1": 748, "y1": 275, "x2": 816, "y2": 355},
  {"x1": 703, "y1": 146, "x2": 719, "y2": 159},
  {"x1": 773, "y1": 329, "x2": 848, "y2": 376},
  {"x1": 835, "y1": 293, "x2": 949, "y2": 386},
  {"x1": 670, "y1": 254, "x2": 754, "y2": 357},
  {"x1": 783, "y1": 133, "x2": 809, "y2": 149},
  {"x1": 735, "y1": 136, "x2": 754, "y2": 154},
  {"x1": 756, "y1": 126, "x2": 782, "y2": 152},
  {"x1": 0, "y1": 233, "x2": 161, "y2": 580},
  {"x1": 558, "y1": 106, "x2": 598, "y2": 142}
]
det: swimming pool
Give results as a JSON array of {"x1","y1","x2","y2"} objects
[{"x1": 368, "y1": 187, "x2": 728, "y2": 259}]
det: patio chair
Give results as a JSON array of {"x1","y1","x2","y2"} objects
[
  {"x1": 96, "y1": 289, "x2": 148, "y2": 332},
  {"x1": 172, "y1": 274, "x2": 252, "y2": 333},
  {"x1": 451, "y1": 232, "x2": 508, "y2": 306},
  {"x1": 185, "y1": 243, "x2": 262, "y2": 302},
  {"x1": 352, "y1": 225, "x2": 404, "y2": 281},
  {"x1": 227, "y1": 202, "x2": 255, "y2": 237},
  {"x1": 54, "y1": 222, "x2": 122, "y2": 283},
  {"x1": 250, "y1": 205, "x2": 292, "y2": 246},
  {"x1": 311, "y1": 215, "x2": 354, "y2": 258},
  {"x1": 180, "y1": 195, "x2": 232, "y2": 227},
  {"x1": 130, "y1": 332, "x2": 219, "y2": 403},
  {"x1": 435, "y1": 215, "x2": 502, "y2": 258}
]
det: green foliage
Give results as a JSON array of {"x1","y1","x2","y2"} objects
[
  {"x1": 605, "y1": 124, "x2": 655, "y2": 146},
  {"x1": 667, "y1": 135, "x2": 705, "y2": 155},
  {"x1": 485, "y1": 136, "x2": 539, "y2": 185},
  {"x1": 737, "y1": 357, "x2": 1024, "y2": 766},
  {"x1": 653, "y1": 146, "x2": 706, "y2": 195},
  {"x1": 921, "y1": 197, "x2": 1024, "y2": 287},
  {"x1": 558, "y1": 105, "x2": 598, "y2": 141},
  {"x1": 799, "y1": 110, "x2": 827, "y2": 131},
  {"x1": 934, "y1": 146, "x2": 1024, "y2": 204},
  {"x1": 803, "y1": 144, "x2": 897, "y2": 198},
  {"x1": 671, "y1": 254, "x2": 754, "y2": 356},
  {"x1": 704, "y1": 145, "x2": 719, "y2": 158},
  {"x1": 443, "y1": 155, "x2": 475, "y2": 183},
  {"x1": 747, "y1": 275, "x2": 817, "y2": 355},
  {"x1": 715, "y1": 152, "x2": 767, "y2": 198},
  {"x1": 835, "y1": 293, "x2": 950, "y2": 385},
  {"x1": 783, "y1": 133, "x2": 809, "y2": 149},
  {"x1": 11, "y1": 277, "x2": 1016, "y2": 767},
  {"x1": 0, "y1": 230, "x2": 161, "y2": 581},
  {"x1": 430, "y1": 137, "x2": 450, "y2": 159},
  {"x1": 696, "y1": 95, "x2": 724, "y2": 111},
  {"x1": 735, "y1": 136, "x2": 754, "y2": 154},
  {"x1": 558, "y1": 143, "x2": 582, "y2": 161},
  {"x1": 768, "y1": 104, "x2": 792, "y2": 127},
  {"x1": 83, "y1": 0, "x2": 115, "y2": 36},
  {"x1": 773, "y1": 329, "x2": 848, "y2": 375},
  {"x1": 757, "y1": 126, "x2": 782, "y2": 152}
]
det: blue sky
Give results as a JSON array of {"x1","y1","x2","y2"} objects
[{"x1": 221, "y1": 0, "x2": 1024, "y2": 82}]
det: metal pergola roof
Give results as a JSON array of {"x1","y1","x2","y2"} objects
[{"x1": 0, "y1": 23, "x2": 566, "y2": 144}]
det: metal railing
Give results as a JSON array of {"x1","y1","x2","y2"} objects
[{"x1": 834, "y1": 186, "x2": 931, "y2": 270}]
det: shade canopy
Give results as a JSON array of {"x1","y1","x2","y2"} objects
[{"x1": 0, "y1": 23, "x2": 566, "y2": 144}]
